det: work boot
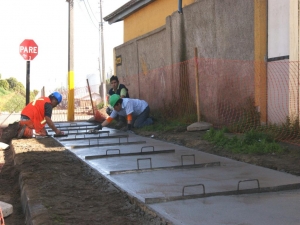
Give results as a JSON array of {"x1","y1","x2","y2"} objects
[{"x1": 17, "y1": 125, "x2": 26, "y2": 139}]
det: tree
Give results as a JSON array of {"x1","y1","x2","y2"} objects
[
  {"x1": 0, "y1": 79, "x2": 9, "y2": 90},
  {"x1": 30, "y1": 89, "x2": 39, "y2": 101},
  {"x1": 5, "y1": 77, "x2": 25, "y2": 95},
  {"x1": 6, "y1": 77, "x2": 19, "y2": 90},
  {"x1": 33, "y1": 89, "x2": 39, "y2": 96},
  {"x1": 15, "y1": 81, "x2": 26, "y2": 96}
]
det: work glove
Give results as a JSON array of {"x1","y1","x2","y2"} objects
[
  {"x1": 89, "y1": 124, "x2": 102, "y2": 133},
  {"x1": 95, "y1": 124, "x2": 103, "y2": 130}
]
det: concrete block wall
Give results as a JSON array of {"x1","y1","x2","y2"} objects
[{"x1": 114, "y1": 0, "x2": 256, "y2": 122}]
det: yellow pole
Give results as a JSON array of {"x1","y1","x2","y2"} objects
[
  {"x1": 67, "y1": 0, "x2": 74, "y2": 121},
  {"x1": 254, "y1": 0, "x2": 267, "y2": 124}
]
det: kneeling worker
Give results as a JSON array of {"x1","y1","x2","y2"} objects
[
  {"x1": 17, "y1": 92, "x2": 64, "y2": 138},
  {"x1": 94, "y1": 94, "x2": 153, "y2": 131}
]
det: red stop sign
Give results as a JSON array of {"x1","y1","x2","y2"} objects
[{"x1": 19, "y1": 39, "x2": 38, "y2": 60}]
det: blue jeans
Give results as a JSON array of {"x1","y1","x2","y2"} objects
[{"x1": 133, "y1": 106, "x2": 153, "y2": 128}]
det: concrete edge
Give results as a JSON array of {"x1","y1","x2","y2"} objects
[{"x1": 11, "y1": 143, "x2": 51, "y2": 225}]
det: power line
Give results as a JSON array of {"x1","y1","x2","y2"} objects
[
  {"x1": 86, "y1": 0, "x2": 99, "y2": 22},
  {"x1": 82, "y1": 0, "x2": 98, "y2": 28},
  {"x1": 76, "y1": 0, "x2": 98, "y2": 29}
]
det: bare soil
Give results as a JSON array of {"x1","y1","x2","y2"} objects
[
  {"x1": 0, "y1": 122, "x2": 300, "y2": 224},
  {"x1": 0, "y1": 123, "x2": 166, "y2": 225}
]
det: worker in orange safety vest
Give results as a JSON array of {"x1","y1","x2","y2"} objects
[{"x1": 17, "y1": 92, "x2": 64, "y2": 138}]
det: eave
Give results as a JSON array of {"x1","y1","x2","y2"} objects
[{"x1": 103, "y1": 0, "x2": 155, "y2": 24}]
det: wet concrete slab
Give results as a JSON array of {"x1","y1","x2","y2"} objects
[{"x1": 49, "y1": 122, "x2": 300, "y2": 225}]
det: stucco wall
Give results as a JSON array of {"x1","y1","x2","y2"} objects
[
  {"x1": 114, "y1": 0, "x2": 256, "y2": 123},
  {"x1": 170, "y1": 0, "x2": 254, "y2": 62},
  {"x1": 115, "y1": 26, "x2": 168, "y2": 100}
]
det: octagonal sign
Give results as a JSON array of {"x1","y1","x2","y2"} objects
[{"x1": 19, "y1": 39, "x2": 38, "y2": 60}]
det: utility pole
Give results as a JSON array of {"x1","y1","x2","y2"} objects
[
  {"x1": 67, "y1": 0, "x2": 74, "y2": 121},
  {"x1": 99, "y1": 0, "x2": 107, "y2": 105}
]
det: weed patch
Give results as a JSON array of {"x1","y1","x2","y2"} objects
[{"x1": 203, "y1": 128, "x2": 284, "y2": 154}]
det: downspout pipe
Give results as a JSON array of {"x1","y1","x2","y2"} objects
[{"x1": 178, "y1": 0, "x2": 183, "y2": 14}]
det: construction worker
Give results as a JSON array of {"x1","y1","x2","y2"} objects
[
  {"x1": 108, "y1": 75, "x2": 129, "y2": 98},
  {"x1": 94, "y1": 94, "x2": 153, "y2": 131},
  {"x1": 17, "y1": 92, "x2": 64, "y2": 138},
  {"x1": 106, "y1": 75, "x2": 129, "y2": 116}
]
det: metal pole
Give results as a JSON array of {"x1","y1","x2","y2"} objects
[
  {"x1": 194, "y1": 48, "x2": 200, "y2": 122},
  {"x1": 86, "y1": 79, "x2": 95, "y2": 116},
  {"x1": 26, "y1": 61, "x2": 30, "y2": 105},
  {"x1": 67, "y1": 0, "x2": 75, "y2": 121},
  {"x1": 178, "y1": 0, "x2": 183, "y2": 14},
  {"x1": 99, "y1": 0, "x2": 107, "y2": 105},
  {"x1": 98, "y1": 9, "x2": 102, "y2": 89}
]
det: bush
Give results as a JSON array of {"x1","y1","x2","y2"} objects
[{"x1": 0, "y1": 79, "x2": 9, "y2": 90}]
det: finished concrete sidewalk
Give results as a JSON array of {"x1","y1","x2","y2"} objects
[{"x1": 49, "y1": 122, "x2": 300, "y2": 225}]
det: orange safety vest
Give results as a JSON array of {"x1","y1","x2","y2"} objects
[{"x1": 21, "y1": 97, "x2": 51, "y2": 133}]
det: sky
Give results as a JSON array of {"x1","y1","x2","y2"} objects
[{"x1": 0, "y1": 0, "x2": 127, "y2": 92}]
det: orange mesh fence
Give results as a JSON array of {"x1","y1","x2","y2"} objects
[
  {"x1": 138, "y1": 60, "x2": 197, "y2": 121},
  {"x1": 266, "y1": 61, "x2": 300, "y2": 144},
  {"x1": 48, "y1": 84, "x2": 103, "y2": 122},
  {"x1": 198, "y1": 58, "x2": 256, "y2": 128},
  {"x1": 120, "y1": 58, "x2": 300, "y2": 146},
  {"x1": 129, "y1": 58, "x2": 256, "y2": 126}
]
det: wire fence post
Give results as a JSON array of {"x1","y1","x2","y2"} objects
[
  {"x1": 86, "y1": 79, "x2": 95, "y2": 116},
  {"x1": 194, "y1": 47, "x2": 200, "y2": 122}
]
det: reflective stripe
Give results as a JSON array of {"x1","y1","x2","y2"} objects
[
  {"x1": 32, "y1": 98, "x2": 45, "y2": 106},
  {"x1": 106, "y1": 117, "x2": 113, "y2": 123},
  {"x1": 127, "y1": 114, "x2": 132, "y2": 121}
]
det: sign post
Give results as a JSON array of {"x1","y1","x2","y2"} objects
[{"x1": 19, "y1": 39, "x2": 38, "y2": 105}]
